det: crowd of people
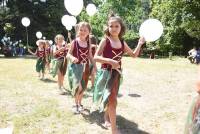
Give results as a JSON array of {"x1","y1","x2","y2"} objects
[
  {"x1": 0, "y1": 35, "x2": 26, "y2": 57},
  {"x1": 27, "y1": 14, "x2": 145, "y2": 134}
]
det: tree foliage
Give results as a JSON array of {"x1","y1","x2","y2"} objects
[
  {"x1": 0, "y1": 0, "x2": 199, "y2": 55},
  {"x1": 150, "y1": 0, "x2": 200, "y2": 55}
]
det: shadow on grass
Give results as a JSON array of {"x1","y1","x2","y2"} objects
[
  {"x1": 81, "y1": 110, "x2": 106, "y2": 129},
  {"x1": 117, "y1": 115, "x2": 149, "y2": 134},
  {"x1": 128, "y1": 94, "x2": 141, "y2": 98},
  {"x1": 118, "y1": 93, "x2": 123, "y2": 98},
  {"x1": 81, "y1": 111, "x2": 150, "y2": 134},
  {"x1": 40, "y1": 78, "x2": 57, "y2": 83}
]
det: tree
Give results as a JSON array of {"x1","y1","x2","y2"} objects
[{"x1": 150, "y1": 0, "x2": 200, "y2": 55}]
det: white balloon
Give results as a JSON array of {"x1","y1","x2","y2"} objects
[
  {"x1": 21, "y1": 17, "x2": 30, "y2": 27},
  {"x1": 64, "y1": 0, "x2": 83, "y2": 16},
  {"x1": 61, "y1": 15, "x2": 70, "y2": 26},
  {"x1": 86, "y1": 4, "x2": 97, "y2": 16},
  {"x1": 36, "y1": 31, "x2": 42, "y2": 39},
  {"x1": 49, "y1": 40, "x2": 53, "y2": 45},
  {"x1": 61, "y1": 15, "x2": 76, "y2": 27},
  {"x1": 65, "y1": 24, "x2": 72, "y2": 31},
  {"x1": 139, "y1": 19, "x2": 163, "y2": 42},
  {"x1": 40, "y1": 0, "x2": 46, "y2": 2},
  {"x1": 43, "y1": 37, "x2": 46, "y2": 40},
  {"x1": 69, "y1": 16, "x2": 77, "y2": 26}
]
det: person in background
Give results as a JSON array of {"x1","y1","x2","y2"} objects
[
  {"x1": 28, "y1": 40, "x2": 46, "y2": 79},
  {"x1": 188, "y1": 47, "x2": 197, "y2": 64}
]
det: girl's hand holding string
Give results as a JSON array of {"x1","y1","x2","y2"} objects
[
  {"x1": 71, "y1": 57, "x2": 79, "y2": 63},
  {"x1": 138, "y1": 37, "x2": 146, "y2": 46},
  {"x1": 28, "y1": 48, "x2": 31, "y2": 53}
]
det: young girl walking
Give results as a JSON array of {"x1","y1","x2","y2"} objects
[
  {"x1": 51, "y1": 34, "x2": 69, "y2": 95},
  {"x1": 28, "y1": 40, "x2": 46, "y2": 79},
  {"x1": 67, "y1": 22, "x2": 96, "y2": 114},
  {"x1": 93, "y1": 14, "x2": 145, "y2": 134}
]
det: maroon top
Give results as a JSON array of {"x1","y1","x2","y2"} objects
[
  {"x1": 72, "y1": 40, "x2": 90, "y2": 64},
  {"x1": 54, "y1": 45, "x2": 68, "y2": 59},
  {"x1": 101, "y1": 38, "x2": 124, "y2": 70},
  {"x1": 36, "y1": 49, "x2": 45, "y2": 58}
]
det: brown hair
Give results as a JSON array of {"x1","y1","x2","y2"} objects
[
  {"x1": 104, "y1": 13, "x2": 126, "y2": 40},
  {"x1": 75, "y1": 21, "x2": 91, "y2": 42},
  {"x1": 89, "y1": 34, "x2": 97, "y2": 44}
]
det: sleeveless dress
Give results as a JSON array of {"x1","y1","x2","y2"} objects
[
  {"x1": 36, "y1": 48, "x2": 46, "y2": 73},
  {"x1": 50, "y1": 45, "x2": 68, "y2": 77},
  {"x1": 68, "y1": 40, "x2": 90, "y2": 96},
  {"x1": 93, "y1": 38, "x2": 124, "y2": 112}
]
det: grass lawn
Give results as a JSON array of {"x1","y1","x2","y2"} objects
[{"x1": 0, "y1": 56, "x2": 199, "y2": 134}]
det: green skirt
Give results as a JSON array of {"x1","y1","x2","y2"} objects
[
  {"x1": 47, "y1": 55, "x2": 51, "y2": 63},
  {"x1": 50, "y1": 58, "x2": 67, "y2": 77},
  {"x1": 93, "y1": 69, "x2": 122, "y2": 112},
  {"x1": 36, "y1": 58, "x2": 45, "y2": 73},
  {"x1": 68, "y1": 63, "x2": 90, "y2": 96},
  {"x1": 185, "y1": 95, "x2": 200, "y2": 134}
]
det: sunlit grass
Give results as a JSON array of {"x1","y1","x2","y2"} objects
[{"x1": 0, "y1": 56, "x2": 198, "y2": 134}]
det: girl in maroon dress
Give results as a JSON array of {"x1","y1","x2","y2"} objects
[
  {"x1": 93, "y1": 14, "x2": 145, "y2": 134},
  {"x1": 68, "y1": 22, "x2": 96, "y2": 114},
  {"x1": 28, "y1": 40, "x2": 46, "y2": 79},
  {"x1": 51, "y1": 34, "x2": 69, "y2": 95}
]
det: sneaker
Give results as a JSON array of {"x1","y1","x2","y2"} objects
[
  {"x1": 61, "y1": 86, "x2": 67, "y2": 91},
  {"x1": 58, "y1": 88, "x2": 66, "y2": 95},
  {"x1": 78, "y1": 105, "x2": 84, "y2": 112},
  {"x1": 102, "y1": 121, "x2": 111, "y2": 129}
]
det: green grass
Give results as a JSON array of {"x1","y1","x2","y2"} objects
[{"x1": 0, "y1": 56, "x2": 198, "y2": 134}]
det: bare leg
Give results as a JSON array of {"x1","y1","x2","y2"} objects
[
  {"x1": 38, "y1": 72, "x2": 41, "y2": 78},
  {"x1": 42, "y1": 73, "x2": 44, "y2": 79},
  {"x1": 57, "y1": 70, "x2": 66, "y2": 95},
  {"x1": 108, "y1": 97, "x2": 117, "y2": 134},
  {"x1": 60, "y1": 74, "x2": 64, "y2": 88},
  {"x1": 57, "y1": 70, "x2": 62, "y2": 88},
  {"x1": 104, "y1": 109, "x2": 111, "y2": 128},
  {"x1": 91, "y1": 68, "x2": 96, "y2": 87},
  {"x1": 108, "y1": 82, "x2": 120, "y2": 134},
  {"x1": 77, "y1": 83, "x2": 83, "y2": 105},
  {"x1": 74, "y1": 83, "x2": 82, "y2": 113}
]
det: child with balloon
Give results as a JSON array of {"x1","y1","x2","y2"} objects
[
  {"x1": 93, "y1": 14, "x2": 145, "y2": 134},
  {"x1": 28, "y1": 40, "x2": 46, "y2": 79},
  {"x1": 51, "y1": 34, "x2": 68, "y2": 95},
  {"x1": 67, "y1": 22, "x2": 96, "y2": 114}
]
